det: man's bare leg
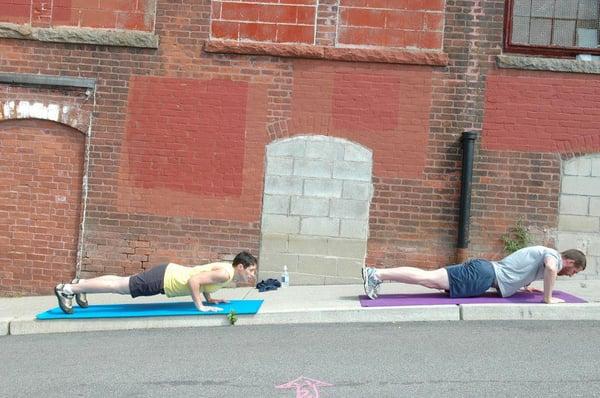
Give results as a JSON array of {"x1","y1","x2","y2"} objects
[{"x1": 375, "y1": 267, "x2": 449, "y2": 290}]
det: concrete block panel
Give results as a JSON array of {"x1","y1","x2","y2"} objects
[
  {"x1": 300, "y1": 217, "x2": 340, "y2": 236},
  {"x1": 340, "y1": 219, "x2": 368, "y2": 239},
  {"x1": 304, "y1": 179, "x2": 343, "y2": 198},
  {"x1": 327, "y1": 237, "x2": 367, "y2": 259},
  {"x1": 342, "y1": 181, "x2": 372, "y2": 200},
  {"x1": 298, "y1": 255, "x2": 337, "y2": 276},
  {"x1": 288, "y1": 235, "x2": 328, "y2": 255},
  {"x1": 333, "y1": 160, "x2": 371, "y2": 181},
  {"x1": 558, "y1": 215, "x2": 599, "y2": 232},
  {"x1": 266, "y1": 157, "x2": 294, "y2": 176},
  {"x1": 267, "y1": 138, "x2": 306, "y2": 157},
  {"x1": 290, "y1": 196, "x2": 330, "y2": 217},
  {"x1": 330, "y1": 198, "x2": 370, "y2": 219},
  {"x1": 344, "y1": 143, "x2": 372, "y2": 162},
  {"x1": 264, "y1": 175, "x2": 303, "y2": 195},
  {"x1": 262, "y1": 194, "x2": 290, "y2": 215},
  {"x1": 562, "y1": 176, "x2": 600, "y2": 196},
  {"x1": 293, "y1": 158, "x2": 333, "y2": 178},
  {"x1": 559, "y1": 194, "x2": 589, "y2": 215},
  {"x1": 305, "y1": 139, "x2": 345, "y2": 160},
  {"x1": 262, "y1": 214, "x2": 300, "y2": 234}
]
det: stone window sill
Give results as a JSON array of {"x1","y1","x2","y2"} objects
[
  {"x1": 497, "y1": 54, "x2": 600, "y2": 75},
  {"x1": 205, "y1": 40, "x2": 448, "y2": 67},
  {"x1": 0, "y1": 23, "x2": 158, "y2": 49}
]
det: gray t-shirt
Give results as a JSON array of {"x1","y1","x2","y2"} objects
[{"x1": 492, "y1": 246, "x2": 562, "y2": 297}]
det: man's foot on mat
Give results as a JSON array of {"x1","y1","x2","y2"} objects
[
  {"x1": 362, "y1": 267, "x2": 381, "y2": 300},
  {"x1": 71, "y1": 278, "x2": 88, "y2": 308},
  {"x1": 54, "y1": 284, "x2": 74, "y2": 314}
]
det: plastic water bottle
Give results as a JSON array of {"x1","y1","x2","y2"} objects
[{"x1": 281, "y1": 265, "x2": 289, "y2": 287}]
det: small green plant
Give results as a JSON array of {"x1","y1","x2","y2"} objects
[
  {"x1": 227, "y1": 310, "x2": 238, "y2": 326},
  {"x1": 501, "y1": 219, "x2": 532, "y2": 254}
]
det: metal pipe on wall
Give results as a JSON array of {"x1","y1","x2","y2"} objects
[{"x1": 456, "y1": 131, "x2": 478, "y2": 263}]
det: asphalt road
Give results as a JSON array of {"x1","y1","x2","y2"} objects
[{"x1": 2, "y1": 321, "x2": 600, "y2": 397}]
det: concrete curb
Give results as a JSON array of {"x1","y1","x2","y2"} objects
[
  {"x1": 0, "y1": 318, "x2": 9, "y2": 336},
  {"x1": 7, "y1": 306, "x2": 459, "y2": 335},
  {"x1": 460, "y1": 303, "x2": 600, "y2": 321}
]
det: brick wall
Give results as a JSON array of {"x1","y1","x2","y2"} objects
[
  {"x1": 0, "y1": 119, "x2": 84, "y2": 295},
  {"x1": 0, "y1": 0, "x2": 154, "y2": 30},
  {"x1": 1, "y1": 0, "x2": 599, "y2": 294}
]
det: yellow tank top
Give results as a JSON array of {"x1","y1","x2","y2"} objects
[{"x1": 163, "y1": 262, "x2": 234, "y2": 298}]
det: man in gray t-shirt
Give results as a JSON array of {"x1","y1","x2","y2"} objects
[
  {"x1": 362, "y1": 246, "x2": 587, "y2": 303},
  {"x1": 493, "y1": 246, "x2": 562, "y2": 298}
]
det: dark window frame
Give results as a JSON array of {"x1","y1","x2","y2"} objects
[{"x1": 504, "y1": 0, "x2": 600, "y2": 57}]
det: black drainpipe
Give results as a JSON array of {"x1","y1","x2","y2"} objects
[{"x1": 456, "y1": 131, "x2": 478, "y2": 263}]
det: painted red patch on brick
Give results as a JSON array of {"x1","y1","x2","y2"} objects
[
  {"x1": 125, "y1": 76, "x2": 247, "y2": 197},
  {"x1": 290, "y1": 61, "x2": 432, "y2": 178},
  {"x1": 483, "y1": 70, "x2": 600, "y2": 152}
]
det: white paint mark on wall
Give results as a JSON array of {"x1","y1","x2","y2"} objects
[
  {"x1": 47, "y1": 104, "x2": 60, "y2": 122},
  {"x1": 16, "y1": 101, "x2": 30, "y2": 118}
]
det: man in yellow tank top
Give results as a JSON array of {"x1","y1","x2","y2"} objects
[{"x1": 54, "y1": 251, "x2": 258, "y2": 314}]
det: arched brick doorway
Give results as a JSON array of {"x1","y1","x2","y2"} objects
[{"x1": 0, "y1": 119, "x2": 85, "y2": 295}]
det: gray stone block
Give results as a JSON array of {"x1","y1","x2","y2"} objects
[
  {"x1": 340, "y1": 219, "x2": 369, "y2": 239},
  {"x1": 258, "y1": 253, "x2": 299, "y2": 272},
  {"x1": 298, "y1": 255, "x2": 338, "y2": 276},
  {"x1": 264, "y1": 175, "x2": 303, "y2": 195},
  {"x1": 304, "y1": 179, "x2": 343, "y2": 198},
  {"x1": 344, "y1": 143, "x2": 371, "y2": 162},
  {"x1": 333, "y1": 160, "x2": 371, "y2": 181},
  {"x1": 266, "y1": 157, "x2": 293, "y2": 176},
  {"x1": 290, "y1": 196, "x2": 330, "y2": 217},
  {"x1": 562, "y1": 176, "x2": 600, "y2": 196},
  {"x1": 293, "y1": 158, "x2": 332, "y2": 178},
  {"x1": 592, "y1": 158, "x2": 600, "y2": 176},
  {"x1": 558, "y1": 215, "x2": 599, "y2": 232},
  {"x1": 288, "y1": 236, "x2": 328, "y2": 255},
  {"x1": 267, "y1": 138, "x2": 306, "y2": 157},
  {"x1": 559, "y1": 194, "x2": 589, "y2": 215},
  {"x1": 262, "y1": 194, "x2": 290, "y2": 215},
  {"x1": 330, "y1": 198, "x2": 370, "y2": 219},
  {"x1": 327, "y1": 238, "x2": 367, "y2": 259},
  {"x1": 342, "y1": 181, "x2": 372, "y2": 200},
  {"x1": 564, "y1": 157, "x2": 592, "y2": 176},
  {"x1": 336, "y1": 258, "x2": 364, "y2": 277},
  {"x1": 556, "y1": 231, "x2": 590, "y2": 253},
  {"x1": 306, "y1": 139, "x2": 344, "y2": 160},
  {"x1": 261, "y1": 214, "x2": 300, "y2": 234},
  {"x1": 590, "y1": 197, "x2": 600, "y2": 216},
  {"x1": 260, "y1": 234, "x2": 289, "y2": 253},
  {"x1": 301, "y1": 217, "x2": 340, "y2": 236}
]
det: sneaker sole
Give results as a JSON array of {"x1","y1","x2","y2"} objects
[
  {"x1": 72, "y1": 278, "x2": 89, "y2": 308},
  {"x1": 54, "y1": 287, "x2": 73, "y2": 314},
  {"x1": 362, "y1": 268, "x2": 375, "y2": 300}
]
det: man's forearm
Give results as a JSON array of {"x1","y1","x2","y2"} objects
[{"x1": 543, "y1": 267, "x2": 557, "y2": 303}]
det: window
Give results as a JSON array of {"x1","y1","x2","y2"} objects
[{"x1": 505, "y1": 0, "x2": 600, "y2": 56}]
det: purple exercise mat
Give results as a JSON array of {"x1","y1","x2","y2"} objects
[{"x1": 359, "y1": 290, "x2": 587, "y2": 307}]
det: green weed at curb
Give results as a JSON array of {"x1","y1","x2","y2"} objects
[{"x1": 227, "y1": 310, "x2": 238, "y2": 325}]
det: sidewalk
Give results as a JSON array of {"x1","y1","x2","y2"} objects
[{"x1": 2, "y1": 279, "x2": 600, "y2": 336}]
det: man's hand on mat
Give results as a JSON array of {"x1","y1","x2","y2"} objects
[
  {"x1": 543, "y1": 297, "x2": 565, "y2": 304},
  {"x1": 197, "y1": 305, "x2": 222, "y2": 312},
  {"x1": 522, "y1": 286, "x2": 543, "y2": 293},
  {"x1": 207, "y1": 298, "x2": 228, "y2": 304}
]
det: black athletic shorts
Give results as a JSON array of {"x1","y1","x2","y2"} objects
[{"x1": 128, "y1": 264, "x2": 168, "y2": 298}]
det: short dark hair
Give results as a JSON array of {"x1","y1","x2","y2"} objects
[
  {"x1": 232, "y1": 251, "x2": 257, "y2": 268},
  {"x1": 562, "y1": 249, "x2": 586, "y2": 270}
]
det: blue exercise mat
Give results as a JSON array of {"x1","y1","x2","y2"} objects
[{"x1": 36, "y1": 300, "x2": 263, "y2": 320}]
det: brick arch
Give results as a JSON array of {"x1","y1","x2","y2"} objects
[
  {"x1": 1, "y1": 100, "x2": 91, "y2": 134},
  {"x1": 0, "y1": 119, "x2": 85, "y2": 295}
]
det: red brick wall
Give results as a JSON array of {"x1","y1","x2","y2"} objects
[
  {"x1": 1, "y1": 0, "x2": 599, "y2": 294},
  {"x1": 338, "y1": 0, "x2": 445, "y2": 49},
  {"x1": 483, "y1": 70, "x2": 600, "y2": 153},
  {"x1": 211, "y1": 0, "x2": 317, "y2": 43},
  {"x1": 0, "y1": 119, "x2": 84, "y2": 295},
  {"x1": 0, "y1": 0, "x2": 154, "y2": 30}
]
